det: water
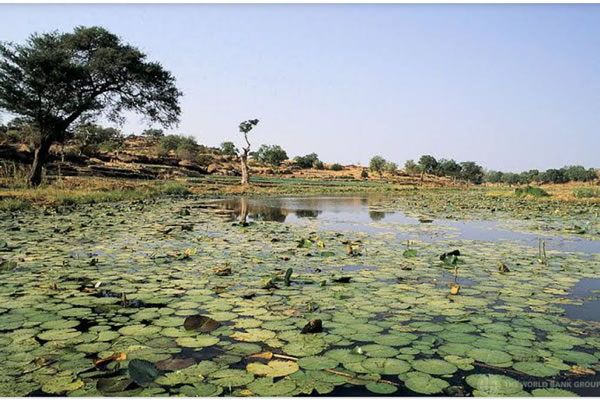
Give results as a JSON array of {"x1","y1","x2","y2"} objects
[{"x1": 208, "y1": 196, "x2": 600, "y2": 253}]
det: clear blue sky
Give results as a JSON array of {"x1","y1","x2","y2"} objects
[{"x1": 1, "y1": 4, "x2": 599, "y2": 172}]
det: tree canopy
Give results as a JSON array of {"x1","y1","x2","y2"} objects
[{"x1": 0, "y1": 26, "x2": 182, "y2": 185}]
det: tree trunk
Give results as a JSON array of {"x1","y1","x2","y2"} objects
[
  {"x1": 239, "y1": 197, "x2": 249, "y2": 225},
  {"x1": 240, "y1": 151, "x2": 250, "y2": 185},
  {"x1": 28, "y1": 136, "x2": 53, "y2": 187}
]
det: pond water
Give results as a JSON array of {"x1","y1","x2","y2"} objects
[
  {"x1": 1, "y1": 194, "x2": 600, "y2": 397},
  {"x1": 209, "y1": 196, "x2": 600, "y2": 253}
]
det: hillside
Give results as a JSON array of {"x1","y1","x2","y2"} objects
[{"x1": 0, "y1": 136, "x2": 454, "y2": 187}]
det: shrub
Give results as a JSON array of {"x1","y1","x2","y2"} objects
[
  {"x1": 330, "y1": 163, "x2": 343, "y2": 171},
  {"x1": 294, "y1": 153, "x2": 320, "y2": 169},
  {"x1": 384, "y1": 161, "x2": 398, "y2": 175},
  {"x1": 404, "y1": 160, "x2": 420, "y2": 175},
  {"x1": 0, "y1": 198, "x2": 31, "y2": 212},
  {"x1": 219, "y1": 141, "x2": 238, "y2": 156},
  {"x1": 253, "y1": 145, "x2": 288, "y2": 167},
  {"x1": 361, "y1": 169, "x2": 369, "y2": 179},
  {"x1": 141, "y1": 128, "x2": 165, "y2": 138},
  {"x1": 515, "y1": 185, "x2": 550, "y2": 198},
  {"x1": 160, "y1": 182, "x2": 191, "y2": 196},
  {"x1": 369, "y1": 156, "x2": 386, "y2": 176},
  {"x1": 574, "y1": 188, "x2": 600, "y2": 199}
]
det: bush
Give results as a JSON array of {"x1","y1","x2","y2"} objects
[
  {"x1": 384, "y1": 161, "x2": 398, "y2": 175},
  {"x1": 0, "y1": 198, "x2": 31, "y2": 211},
  {"x1": 141, "y1": 128, "x2": 164, "y2": 138},
  {"x1": 361, "y1": 169, "x2": 369, "y2": 179},
  {"x1": 330, "y1": 163, "x2": 343, "y2": 171},
  {"x1": 574, "y1": 188, "x2": 600, "y2": 199},
  {"x1": 254, "y1": 145, "x2": 288, "y2": 167},
  {"x1": 404, "y1": 160, "x2": 420, "y2": 175},
  {"x1": 515, "y1": 185, "x2": 550, "y2": 198},
  {"x1": 294, "y1": 153, "x2": 320, "y2": 169},
  {"x1": 219, "y1": 141, "x2": 238, "y2": 156},
  {"x1": 160, "y1": 182, "x2": 191, "y2": 196},
  {"x1": 369, "y1": 156, "x2": 386, "y2": 176},
  {"x1": 159, "y1": 135, "x2": 198, "y2": 160}
]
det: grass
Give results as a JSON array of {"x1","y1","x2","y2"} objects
[
  {"x1": 0, "y1": 198, "x2": 31, "y2": 211},
  {"x1": 574, "y1": 188, "x2": 600, "y2": 199},
  {"x1": 514, "y1": 185, "x2": 550, "y2": 198}
]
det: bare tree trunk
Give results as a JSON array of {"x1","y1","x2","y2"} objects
[
  {"x1": 240, "y1": 150, "x2": 249, "y2": 185},
  {"x1": 239, "y1": 197, "x2": 248, "y2": 225},
  {"x1": 28, "y1": 136, "x2": 52, "y2": 187}
]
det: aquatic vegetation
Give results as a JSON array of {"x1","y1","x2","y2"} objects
[{"x1": 0, "y1": 196, "x2": 599, "y2": 396}]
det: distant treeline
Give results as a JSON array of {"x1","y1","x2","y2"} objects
[
  {"x1": 399, "y1": 154, "x2": 597, "y2": 185},
  {"x1": 1, "y1": 121, "x2": 597, "y2": 183}
]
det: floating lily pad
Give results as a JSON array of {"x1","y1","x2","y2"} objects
[
  {"x1": 465, "y1": 373, "x2": 523, "y2": 396},
  {"x1": 365, "y1": 382, "x2": 398, "y2": 394},
  {"x1": 247, "y1": 377, "x2": 297, "y2": 396},
  {"x1": 412, "y1": 359, "x2": 458, "y2": 375},
  {"x1": 403, "y1": 371, "x2": 449, "y2": 394},
  {"x1": 246, "y1": 360, "x2": 299, "y2": 377},
  {"x1": 362, "y1": 358, "x2": 411, "y2": 375},
  {"x1": 297, "y1": 356, "x2": 339, "y2": 370}
]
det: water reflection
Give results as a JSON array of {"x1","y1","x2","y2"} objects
[{"x1": 205, "y1": 196, "x2": 600, "y2": 254}]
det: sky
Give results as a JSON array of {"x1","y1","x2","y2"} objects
[{"x1": 0, "y1": 4, "x2": 599, "y2": 172}]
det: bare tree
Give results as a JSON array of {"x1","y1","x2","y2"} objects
[{"x1": 238, "y1": 119, "x2": 259, "y2": 185}]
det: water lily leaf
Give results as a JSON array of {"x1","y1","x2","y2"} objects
[
  {"x1": 402, "y1": 249, "x2": 417, "y2": 258},
  {"x1": 467, "y1": 348, "x2": 513, "y2": 366},
  {"x1": 178, "y1": 383, "x2": 223, "y2": 397},
  {"x1": 553, "y1": 350, "x2": 598, "y2": 366},
  {"x1": 246, "y1": 360, "x2": 299, "y2": 377},
  {"x1": 97, "y1": 376, "x2": 133, "y2": 393},
  {"x1": 298, "y1": 356, "x2": 339, "y2": 370},
  {"x1": 247, "y1": 377, "x2": 297, "y2": 396},
  {"x1": 362, "y1": 358, "x2": 411, "y2": 375},
  {"x1": 41, "y1": 376, "x2": 84, "y2": 394},
  {"x1": 37, "y1": 329, "x2": 81, "y2": 341},
  {"x1": 465, "y1": 373, "x2": 523, "y2": 396},
  {"x1": 513, "y1": 361, "x2": 560, "y2": 377},
  {"x1": 183, "y1": 315, "x2": 221, "y2": 332},
  {"x1": 209, "y1": 368, "x2": 255, "y2": 387},
  {"x1": 175, "y1": 335, "x2": 219, "y2": 348},
  {"x1": 412, "y1": 359, "x2": 458, "y2": 375},
  {"x1": 155, "y1": 357, "x2": 196, "y2": 371},
  {"x1": 230, "y1": 328, "x2": 276, "y2": 343},
  {"x1": 532, "y1": 388, "x2": 578, "y2": 397},
  {"x1": 128, "y1": 359, "x2": 162, "y2": 387},
  {"x1": 325, "y1": 348, "x2": 367, "y2": 363},
  {"x1": 403, "y1": 371, "x2": 449, "y2": 394},
  {"x1": 289, "y1": 370, "x2": 335, "y2": 395},
  {"x1": 366, "y1": 382, "x2": 398, "y2": 394}
]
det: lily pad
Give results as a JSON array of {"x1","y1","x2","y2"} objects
[
  {"x1": 403, "y1": 371, "x2": 449, "y2": 394},
  {"x1": 246, "y1": 360, "x2": 299, "y2": 377}
]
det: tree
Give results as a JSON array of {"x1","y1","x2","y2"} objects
[
  {"x1": 484, "y1": 170, "x2": 504, "y2": 184},
  {"x1": 539, "y1": 168, "x2": 568, "y2": 184},
  {"x1": 220, "y1": 141, "x2": 238, "y2": 156},
  {"x1": 253, "y1": 144, "x2": 288, "y2": 168},
  {"x1": 404, "y1": 159, "x2": 420, "y2": 175},
  {"x1": 418, "y1": 155, "x2": 438, "y2": 175},
  {"x1": 369, "y1": 155, "x2": 386, "y2": 176},
  {"x1": 436, "y1": 159, "x2": 462, "y2": 180},
  {"x1": 384, "y1": 161, "x2": 398, "y2": 175},
  {"x1": 74, "y1": 123, "x2": 123, "y2": 156},
  {"x1": 502, "y1": 172, "x2": 522, "y2": 186},
  {"x1": 330, "y1": 163, "x2": 343, "y2": 171},
  {"x1": 0, "y1": 26, "x2": 181, "y2": 186},
  {"x1": 294, "y1": 153, "x2": 320, "y2": 169},
  {"x1": 239, "y1": 119, "x2": 259, "y2": 185},
  {"x1": 564, "y1": 165, "x2": 597, "y2": 182},
  {"x1": 459, "y1": 161, "x2": 484, "y2": 184},
  {"x1": 141, "y1": 128, "x2": 164, "y2": 138}
]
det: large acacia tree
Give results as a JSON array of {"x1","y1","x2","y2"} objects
[{"x1": 0, "y1": 26, "x2": 182, "y2": 186}]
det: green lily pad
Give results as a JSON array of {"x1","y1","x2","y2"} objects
[
  {"x1": 362, "y1": 358, "x2": 411, "y2": 375},
  {"x1": 532, "y1": 388, "x2": 578, "y2": 397},
  {"x1": 209, "y1": 368, "x2": 255, "y2": 387},
  {"x1": 246, "y1": 360, "x2": 299, "y2": 377},
  {"x1": 247, "y1": 377, "x2": 297, "y2": 396},
  {"x1": 412, "y1": 359, "x2": 458, "y2": 375},
  {"x1": 175, "y1": 335, "x2": 219, "y2": 348},
  {"x1": 365, "y1": 382, "x2": 398, "y2": 394},
  {"x1": 465, "y1": 373, "x2": 523, "y2": 396},
  {"x1": 513, "y1": 361, "x2": 560, "y2": 377},
  {"x1": 403, "y1": 371, "x2": 449, "y2": 394},
  {"x1": 297, "y1": 356, "x2": 339, "y2": 370}
]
